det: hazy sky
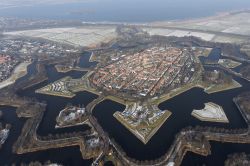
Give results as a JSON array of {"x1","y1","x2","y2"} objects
[
  {"x1": 0, "y1": 0, "x2": 93, "y2": 9},
  {"x1": 1, "y1": 0, "x2": 250, "y2": 8}
]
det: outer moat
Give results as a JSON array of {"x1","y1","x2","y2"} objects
[{"x1": 0, "y1": 26, "x2": 250, "y2": 166}]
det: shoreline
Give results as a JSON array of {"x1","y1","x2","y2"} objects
[
  {"x1": 150, "y1": 8, "x2": 250, "y2": 25},
  {"x1": 0, "y1": 61, "x2": 31, "y2": 90},
  {"x1": 1, "y1": 9, "x2": 249, "y2": 31},
  {"x1": 1, "y1": 7, "x2": 249, "y2": 26}
]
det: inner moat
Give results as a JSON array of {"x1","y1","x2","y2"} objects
[{"x1": 0, "y1": 33, "x2": 250, "y2": 165}]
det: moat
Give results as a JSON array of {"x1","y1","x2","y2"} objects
[{"x1": 0, "y1": 49, "x2": 250, "y2": 165}]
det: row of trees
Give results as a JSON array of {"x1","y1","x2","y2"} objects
[
  {"x1": 38, "y1": 130, "x2": 91, "y2": 141},
  {"x1": 225, "y1": 152, "x2": 250, "y2": 166},
  {"x1": 182, "y1": 125, "x2": 248, "y2": 135},
  {"x1": 17, "y1": 160, "x2": 62, "y2": 166}
]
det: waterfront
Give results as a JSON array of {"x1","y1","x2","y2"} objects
[
  {"x1": 0, "y1": 106, "x2": 93, "y2": 165},
  {"x1": 0, "y1": 0, "x2": 249, "y2": 164},
  {"x1": 0, "y1": 51, "x2": 249, "y2": 165},
  {"x1": 17, "y1": 53, "x2": 98, "y2": 136},
  {"x1": 182, "y1": 142, "x2": 250, "y2": 166},
  {"x1": 93, "y1": 82, "x2": 249, "y2": 160}
]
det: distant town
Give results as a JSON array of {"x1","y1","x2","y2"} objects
[{"x1": 0, "y1": 37, "x2": 79, "y2": 89}]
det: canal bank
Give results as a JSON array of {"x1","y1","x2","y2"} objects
[
  {"x1": 1, "y1": 50, "x2": 249, "y2": 165},
  {"x1": 0, "y1": 106, "x2": 94, "y2": 165}
]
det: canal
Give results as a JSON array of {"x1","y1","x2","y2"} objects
[{"x1": 0, "y1": 51, "x2": 249, "y2": 165}]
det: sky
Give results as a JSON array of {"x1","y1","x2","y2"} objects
[
  {"x1": 1, "y1": 0, "x2": 250, "y2": 8},
  {"x1": 0, "y1": 0, "x2": 93, "y2": 9}
]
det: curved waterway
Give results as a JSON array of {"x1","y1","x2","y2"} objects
[
  {"x1": 0, "y1": 51, "x2": 250, "y2": 165},
  {"x1": 0, "y1": 106, "x2": 93, "y2": 165},
  {"x1": 18, "y1": 63, "x2": 98, "y2": 136},
  {"x1": 93, "y1": 79, "x2": 249, "y2": 160},
  {"x1": 0, "y1": 52, "x2": 97, "y2": 165},
  {"x1": 182, "y1": 142, "x2": 250, "y2": 166}
]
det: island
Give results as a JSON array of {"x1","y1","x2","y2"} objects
[
  {"x1": 35, "y1": 77, "x2": 83, "y2": 98},
  {"x1": 56, "y1": 105, "x2": 88, "y2": 128},
  {"x1": 218, "y1": 59, "x2": 241, "y2": 69},
  {"x1": 114, "y1": 102, "x2": 171, "y2": 144},
  {"x1": 55, "y1": 64, "x2": 89, "y2": 73},
  {"x1": 0, "y1": 122, "x2": 11, "y2": 149},
  {"x1": 191, "y1": 102, "x2": 229, "y2": 123}
]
